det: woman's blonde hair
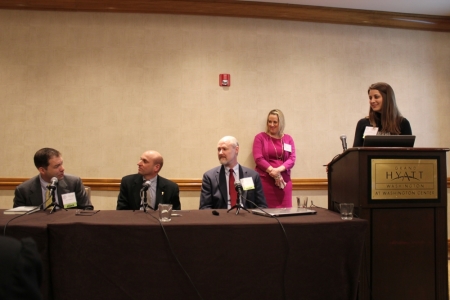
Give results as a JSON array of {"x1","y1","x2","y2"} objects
[{"x1": 265, "y1": 109, "x2": 285, "y2": 136}]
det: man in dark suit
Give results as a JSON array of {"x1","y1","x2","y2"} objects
[
  {"x1": 117, "y1": 150, "x2": 180, "y2": 210},
  {"x1": 200, "y1": 136, "x2": 267, "y2": 209},
  {"x1": 13, "y1": 148, "x2": 93, "y2": 210},
  {"x1": 0, "y1": 236, "x2": 42, "y2": 300}
]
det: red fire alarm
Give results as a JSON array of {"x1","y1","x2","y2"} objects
[{"x1": 219, "y1": 74, "x2": 230, "y2": 87}]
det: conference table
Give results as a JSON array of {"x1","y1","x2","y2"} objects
[{"x1": 1, "y1": 208, "x2": 367, "y2": 300}]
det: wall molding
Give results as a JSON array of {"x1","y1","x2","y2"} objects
[
  {"x1": 1, "y1": 177, "x2": 450, "y2": 192},
  {"x1": 0, "y1": 177, "x2": 327, "y2": 191},
  {"x1": 0, "y1": 0, "x2": 449, "y2": 32}
]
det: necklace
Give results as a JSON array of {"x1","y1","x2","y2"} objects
[{"x1": 270, "y1": 136, "x2": 284, "y2": 161}]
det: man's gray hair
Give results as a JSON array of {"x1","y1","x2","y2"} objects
[{"x1": 219, "y1": 136, "x2": 239, "y2": 148}]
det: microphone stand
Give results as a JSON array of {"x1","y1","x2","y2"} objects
[
  {"x1": 140, "y1": 190, "x2": 153, "y2": 212},
  {"x1": 227, "y1": 193, "x2": 250, "y2": 215},
  {"x1": 44, "y1": 187, "x2": 67, "y2": 214}
]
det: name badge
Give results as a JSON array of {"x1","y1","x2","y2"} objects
[
  {"x1": 61, "y1": 192, "x2": 77, "y2": 208},
  {"x1": 363, "y1": 126, "x2": 378, "y2": 138},
  {"x1": 240, "y1": 177, "x2": 255, "y2": 191},
  {"x1": 283, "y1": 143, "x2": 292, "y2": 152}
]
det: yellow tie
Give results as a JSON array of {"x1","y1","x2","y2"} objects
[{"x1": 45, "y1": 184, "x2": 53, "y2": 208}]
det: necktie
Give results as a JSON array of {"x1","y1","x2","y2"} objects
[
  {"x1": 229, "y1": 169, "x2": 237, "y2": 207},
  {"x1": 45, "y1": 185, "x2": 53, "y2": 208},
  {"x1": 147, "y1": 183, "x2": 155, "y2": 210}
]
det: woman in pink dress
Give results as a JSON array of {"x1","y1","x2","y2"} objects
[{"x1": 252, "y1": 109, "x2": 296, "y2": 208}]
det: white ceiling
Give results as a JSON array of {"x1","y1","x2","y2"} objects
[{"x1": 244, "y1": 0, "x2": 450, "y2": 16}]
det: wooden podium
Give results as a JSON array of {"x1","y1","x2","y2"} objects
[{"x1": 327, "y1": 147, "x2": 449, "y2": 300}]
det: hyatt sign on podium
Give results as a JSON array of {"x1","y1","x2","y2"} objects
[{"x1": 371, "y1": 159, "x2": 438, "y2": 200}]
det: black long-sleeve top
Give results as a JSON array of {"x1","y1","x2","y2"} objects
[{"x1": 352, "y1": 115, "x2": 412, "y2": 147}]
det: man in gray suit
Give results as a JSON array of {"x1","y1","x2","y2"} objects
[
  {"x1": 13, "y1": 148, "x2": 93, "y2": 210},
  {"x1": 199, "y1": 136, "x2": 267, "y2": 210}
]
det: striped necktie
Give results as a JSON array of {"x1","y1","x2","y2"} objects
[{"x1": 45, "y1": 184, "x2": 53, "y2": 208}]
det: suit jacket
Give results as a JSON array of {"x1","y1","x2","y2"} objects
[
  {"x1": 116, "y1": 174, "x2": 181, "y2": 210},
  {"x1": 0, "y1": 236, "x2": 42, "y2": 300},
  {"x1": 199, "y1": 165, "x2": 267, "y2": 209},
  {"x1": 13, "y1": 175, "x2": 92, "y2": 210}
]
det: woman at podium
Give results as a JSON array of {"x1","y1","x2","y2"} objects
[
  {"x1": 252, "y1": 109, "x2": 296, "y2": 208},
  {"x1": 353, "y1": 82, "x2": 412, "y2": 147}
]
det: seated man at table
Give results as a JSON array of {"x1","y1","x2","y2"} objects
[
  {"x1": 200, "y1": 136, "x2": 267, "y2": 209},
  {"x1": 13, "y1": 148, "x2": 93, "y2": 210},
  {"x1": 117, "y1": 150, "x2": 181, "y2": 210}
]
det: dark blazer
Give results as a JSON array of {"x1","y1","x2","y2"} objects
[
  {"x1": 199, "y1": 165, "x2": 267, "y2": 209},
  {"x1": 116, "y1": 174, "x2": 181, "y2": 210},
  {"x1": 13, "y1": 175, "x2": 92, "y2": 209},
  {"x1": 0, "y1": 236, "x2": 42, "y2": 300}
]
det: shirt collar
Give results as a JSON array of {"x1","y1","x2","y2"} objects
[
  {"x1": 142, "y1": 176, "x2": 157, "y2": 185},
  {"x1": 225, "y1": 164, "x2": 239, "y2": 174},
  {"x1": 39, "y1": 175, "x2": 50, "y2": 189}
]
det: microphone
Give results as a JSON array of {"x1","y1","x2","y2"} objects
[
  {"x1": 340, "y1": 134, "x2": 347, "y2": 152},
  {"x1": 48, "y1": 177, "x2": 58, "y2": 190},
  {"x1": 234, "y1": 182, "x2": 244, "y2": 203},
  {"x1": 141, "y1": 181, "x2": 151, "y2": 192}
]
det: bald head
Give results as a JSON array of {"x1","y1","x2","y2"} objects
[
  {"x1": 137, "y1": 150, "x2": 164, "y2": 180},
  {"x1": 145, "y1": 150, "x2": 164, "y2": 168}
]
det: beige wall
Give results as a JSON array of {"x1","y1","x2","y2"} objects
[{"x1": 0, "y1": 10, "x2": 449, "y2": 217}]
